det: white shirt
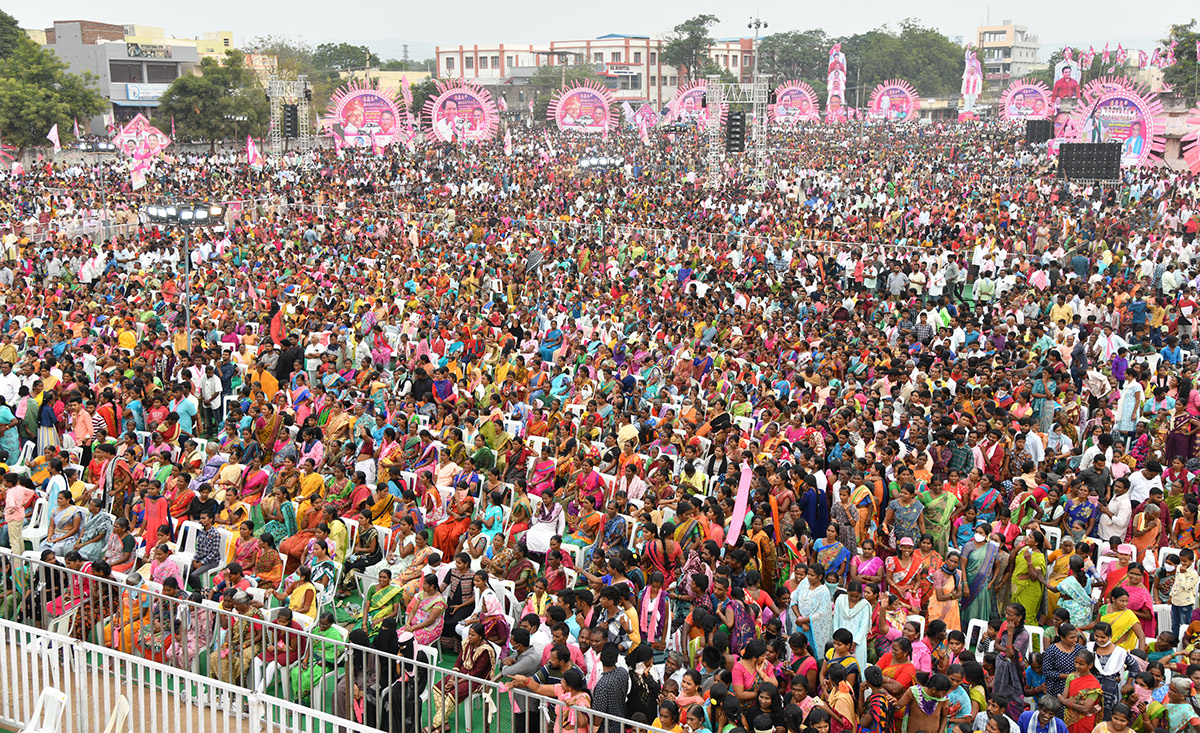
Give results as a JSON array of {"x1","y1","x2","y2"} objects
[
  {"x1": 1098, "y1": 493, "x2": 1132, "y2": 543},
  {"x1": 1129, "y1": 470, "x2": 1163, "y2": 504},
  {"x1": 0, "y1": 371, "x2": 20, "y2": 407}
]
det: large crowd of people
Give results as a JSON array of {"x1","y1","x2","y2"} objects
[{"x1": 1, "y1": 118, "x2": 1200, "y2": 733}]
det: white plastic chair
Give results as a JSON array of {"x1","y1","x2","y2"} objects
[
  {"x1": 22, "y1": 498, "x2": 50, "y2": 550},
  {"x1": 199, "y1": 527, "x2": 238, "y2": 588},
  {"x1": 1027, "y1": 626, "x2": 1045, "y2": 657},
  {"x1": 1154, "y1": 604, "x2": 1171, "y2": 637},
  {"x1": 20, "y1": 687, "x2": 68, "y2": 733},
  {"x1": 1043, "y1": 526, "x2": 1062, "y2": 551},
  {"x1": 173, "y1": 520, "x2": 203, "y2": 584},
  {"x1": 101, "y1": 695, "x2": 130, "y2": 733}
]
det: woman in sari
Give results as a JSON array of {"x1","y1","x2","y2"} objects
[
  {"x1": 103, "y1": 518, "x2": 137, "y2": 574},
  {"x1": 929, "y1": 550, "x2": 963, "y2": 632},
  {"x1": 508, "y1": 480, "x2": 534, "y2": 541},
  {"x1": 1118, "y1": 563, "x2": 1157, "y2": 639},
  {"x1": 884, "y1": 537, "x2": 923, "y2": 612},
  {"x1": 527, "y1": 448, "x2": 556, "y2": 496},
  {"x1": 748, "y1": 514, "x2": 779, "y2": 591},
  {"x1": 644, "y1": 523, "x2": 684, "y2": 587},
  {"x1": 208, "y1": 593, "x2": 265, "y2": 687},
  {"x1": 397, "y1": 531, "x2": 437, "y2": 600},
  {"x1": 239, "y1": 458, "x2": 270, "y2": 506},
  {"x1": 325, "y1": 464, "x2": 357, "y2": 515},
  {"x1": 1061, "y1": 484, "x2": 1099, "y2": 543},
  {"x1": 233, "y1": 521, "x2": 262, "y2": 570},
  {"x1": 138, "y1": 544, "x2": 185, "y2": 588},
  {"x1": 433, "y1": 483, "x2": 474, "y2": 557},
  {"x1": 1091, "y1": 588, "x2": 1146, "y2": 651},
  {"x1": 104, "y1": 573, "x2": 152, "y2": 653},
  {"x1": 42, "y1": 492, "x2": 84, "y2": 555},
  {"x1": 367, "y1": 485, "x2": 395, "y2": 527},
  {"x1": 260, "y1": 486, "x2": 297, "y2": 545},
  {"x1": 968, "y1": 471, "x2": 1002, "y2": 523},
  {"x1": 428, "y1": 622, "x2": 497, "y2": 731},
  {"x1": 526, "y1": 487, "x2": 565, "y2": 554},
  {"x1": 401, "y1": 574, "x2": 446, "y2": 646},
  {"x1": 250, "y1": 534, "x2": 284, "y2": 590},
  {"x1": 1164, "y1": 401, "x2": 1199, "y2": 463},
  {"x1": 360, "y1": 568, "x2": 403, "y2": 636},
  {"x1": 814, "y1": 523, "x2": 852, "y2": 581},
  {"x1": 564, "y1": 495, "x2": 604, "y2": 547},
  {"x1": 1011, "y1": 532, "x2": 1048, "y2": 625},
  {"x1": 456, "y1": 570, "x2": 509, "y2": 649},
  {"x1": 1059, "y1": 650, "x2": 1102, "y2": 733},
  {"x1": 257, "y1": 407, "x2": 286, "y2": 463},
  {"x1": 1048, "y1": 555, "x2": 1094, "y2": 628},
  {"x1": 75, "y1": 498, "x2": 114, "y2": 563},
  {"x1": 790, "y1": 562, "x2": 833, "y2": 657},
  {"x1": 215, "y1": 487, "x2": 249, "y2": 527},
  {"x1": 1044, "y1": 537, "x2": 1076, "y2": 619},
  {"x1": 71, "y1": 559, "x2": 117, "y2": 641}
]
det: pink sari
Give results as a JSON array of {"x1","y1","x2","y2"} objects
[{"x1": 530, "y1": 458, "x2": 555, "y2": 496}]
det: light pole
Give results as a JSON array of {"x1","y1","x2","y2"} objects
[
  {"x1": 144, "y1": 203, "x2": 225, "y2": 351},
  {"x1": 77, "y1": 141, "x2": 118, "y2": 243},
  {"x1": 747, "y1": 16, "x2": 768, "y2": 82}
]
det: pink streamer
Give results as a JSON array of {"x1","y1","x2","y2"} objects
[{"x1": 725, "y1": 463, "x2": 752, "y2": 546}]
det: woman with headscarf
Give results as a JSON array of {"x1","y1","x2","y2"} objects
[
  {"x1": 428, "y1": 622, "x2": 496, "y2": 730},
  {"x1": 334, "y1": 628, "x2": 379, "y2": 726}
]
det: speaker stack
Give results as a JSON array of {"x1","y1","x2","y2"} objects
[
  {"x1": 1025, "y1": 119, "x2": 1053, "y2": 145},
  {"x1": 1057, "y1": 142, "x2": 1121, "y2": 181}
]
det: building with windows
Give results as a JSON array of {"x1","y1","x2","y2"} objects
[
  {"x1": 39, "y1": 20, "x2": 241, "y2": 133},
  {"x1": 975, "y1": 21, "x2": 1040, "y2": 92},
  {"x1": 436, "y1": 33, "x2": 757, "y2": 112}
]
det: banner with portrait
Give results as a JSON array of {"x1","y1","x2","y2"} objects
[
  {"x1": 548, "y1": 82, "x2": 615, "y2": 134},
  {"x1": 114, "y1": 113, "x2": 171, "y2": 159},
  {"x1": 1069, "y1": 85, "x2": 1166, "y2": 167},
  {"x1": 771, "y1": 82, "x2": 819, "y2": 125},
  {"x1": 665, "y1": 81, "x2": 723, "y2": 127},
  {"x1": 320, "y1": 81, "x2": 404, "y2": 147},
  {"x1": 422, "y1": 80, "x2": 500, "y2": 143},
  {"x1": 998, "y1": 80, "x2": 1053, "y2": 121},
  {"x1": 867, "y1": 80, "x2": 918, "y2": 122}
]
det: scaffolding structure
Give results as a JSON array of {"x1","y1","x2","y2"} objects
[
  {"x1": 267, "y1": 74, "x2": 313, "y2": 154},
  {"x1": 703, "y1": 74, "x2": 771, "y2": 191}
]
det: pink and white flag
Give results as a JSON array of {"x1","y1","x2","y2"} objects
[
  {"x1": 503, "y1": 128, "x2": 512, "y2": 157},
  {"x1": 528, "y1": 99, "x2": 534, "y2": 117},
  {"x1": 73, "y1": 118, "x2": 81, "y2": 139},
  {"x1": 542, "y1": 129, "x2": 555, "y2": 157},
  {"x1": 46, "y1": 124, "x2": 60, "y2": 153},
  {"x1": 246, "y1": 135, "x2": 264, "y2": 169},
  {"x1": 1138, "y1": 50, "x2": 1148, "y2": 68},
  {"x1": 498, "y1": 97, "x2": 508, "y2": 112},
  {"x1": 638, "y1": 118, "x2": 650, "y2": 146}
]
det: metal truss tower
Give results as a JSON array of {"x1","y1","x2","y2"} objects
[
  {"x1": 267, "y1": 74, "x2": 313, "y2": 154},
  {"x1": 703, "y1": 74, "x2": 771, "y2": 191}
]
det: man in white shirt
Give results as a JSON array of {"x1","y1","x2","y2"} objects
[
  {"x1": 1097, "y1": 476, "x2": 1133, "y2": 544},
  {"x1": 1129, "y1": 460, "x2": 1164, "y2": 504},
  {"x1": 0, "y1": 361, "x2": 20, "y2": 407}
]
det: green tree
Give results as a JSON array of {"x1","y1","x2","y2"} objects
[
  {"x1": 381, "y1": 58, "x2": 437, "y2": 72},
  {"x1": 313, "y1": 42, "x2": 375, "y2": 72},
  {"x1": 409, "y1": 78, "x2": 439, "y2": 121},
  {"x1": 0, "y1": 9, "x2": 25, "y2": 60},
  {"x1": 243, "y1": 36, "x2": 335, "y2": 124},
  {"x1": 663, "y1": 14, "x2": 720, "y2": 82},
  {"x1": 0, "y1": 33, "x2": 104, "y2": 150},
  {"x1": 699, "y1": 60, "x2": 737, "y2": 84},
  {"x1": 832, "y1": 21, "x2": 963, "y2": 101},
  {"x1": 1162, "y1": 20, "x2": 1199, "y2": 97},
  {"x1": 758, "y1": 29, "x2": 831, "y2": 92},
  {"x1": 155, "y1": 50, "x2": 269, "y2": 151}
]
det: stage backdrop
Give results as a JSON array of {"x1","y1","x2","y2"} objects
[
  {"x1": 868, "y1": 80, "x2": 918, "y2": 121},
  {"x1": 1068, "y1": 83, "x2": 1166, "y2": 167},
  {"x1": 547, "y1": 82, "x2": 616, "y2": 134},
  {"x1": 319, "y1": 81, "x2": 403, "y2": 147},
  {"x1": 771, "y1": 81, "x2": 820, "y2": 125},
  {"x1": 664, "y1": 80, "x2": 725, "y2": 127},
  {"x1": 422, "y1": 80, "x2": 500, "y2": 143},
  {"x1": 998, "y1": 79, "x2": 1053, "y2": 121}
]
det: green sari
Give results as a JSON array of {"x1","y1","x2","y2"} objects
[
  {"x1": 1010, "y1": 549, "x2": 1046, "y2": 624},
  {"x1": 919, "y1": 490, "x2": 959, "y2": 555},
  {"x1": 362, "y1": 581, "x2": 403, "y2": 635}
]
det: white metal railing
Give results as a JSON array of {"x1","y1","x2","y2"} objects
[{"x1": 0, "y1": 616, "x2": 382, "y2": 733}]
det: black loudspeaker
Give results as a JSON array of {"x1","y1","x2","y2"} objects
[
  {"x1": 725, "y1": 111, "x2": 746, "y2": 153},
  {"x1": 1026, "y1": 119, "x2": 1053, "y2": 144},
  {"x1": 282, "y1": 104, "x2": 299, "y2": 139},
  {"x1": 1058, "y1": 142, "x2": 1120, "y2": 180}
]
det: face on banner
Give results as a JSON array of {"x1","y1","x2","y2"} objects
[
  {"x1": 1005, "y1": 86, "x2": 1051, "y2": 120},
  {"x1": 432, "y1": 90, "x2": 491, "y2": 141},
  {"x1": 555, "y1": 89, "x2": 610, "y2": 133},
  {"x1": 1052, "y1": 62, "x2": 1080, "y2": 104},
  {"x1": 1084, "y1": 93, "x2": 1152, "y2": 166},
  {"x1": 872, "y1": 88, "x2": 914, "y2": 120},
  {"x1": 774, "y1": 88, "x2": 817, "y2": 124},
  {"x1": 336, "y1": 91, "x2": 401, "y2": 147},
  {"x1": 673, "y1": 88, "x2": 709, "y2": 125}
]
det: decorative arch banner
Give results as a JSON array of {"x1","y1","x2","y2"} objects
[
  {"x1": 422, "y1": 80, "x2": 500, "y2": 143},
  {"x1": 770, "y1": 81, "x2": 819, "y2": 125},
  {"x1": 547, "y1": 81, "x2": 616, "y2": 134},
  {"x1": 665, "y1": 80, "x2": 724, "y2": 126},
  {"x1": 867, "y1": 80, "x2": 918, "y2": 121},
  {"x1": 320, "y1": 81, "x2": 403, "y2": 148},
  {"x1": 1068, "y1": 84, "x2": 1166, "y2": 167},
  {"x1": 998, "y1": 79, "x2": 1053, "y2": 121},
  {"x1": 1183, "y1": 102, "x2": 1200, "y2": 174},
  {"x1": 1081, "y1": 76, "x2": 1136, "y2": 104}
]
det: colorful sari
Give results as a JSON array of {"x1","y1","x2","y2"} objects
[
  {"x1": 261, "y1": 499, "x2": 298, "y2": 544},
  {"x1": 1100, "y1": 607, "x2": 1142, "y2": 650},
  {"x1": 404, "y1": 591, "x2": 447, "y2": 646},
  {"x1": 814, "y1": 538, "x2": 852, "y2": 577},
  {"x1": 1061, "y1": 673, "x2": 1102, "y2": 733},
  {"x1": 1010, "y1": 549, "x2": 1046, "y2": 625},
  {"x1": 362, "y1": 582, "x2": 403, "y2": 635}
]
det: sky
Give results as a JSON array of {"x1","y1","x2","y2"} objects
[{"x1": 20, "y1": 0, "x2": 1184, "y2": 64}]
